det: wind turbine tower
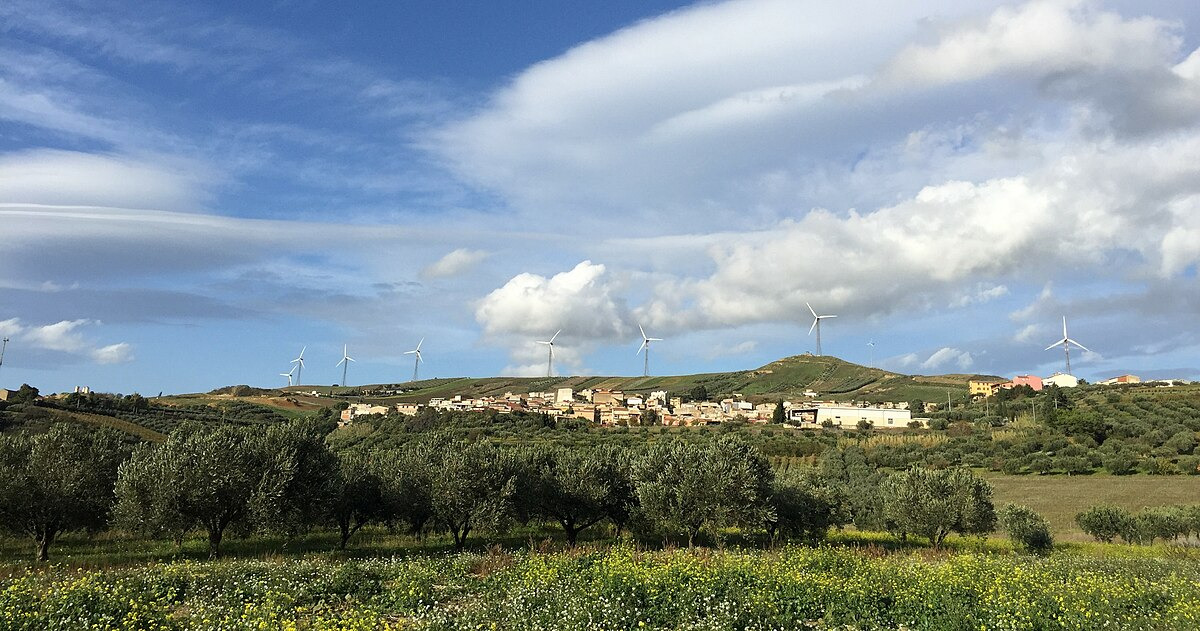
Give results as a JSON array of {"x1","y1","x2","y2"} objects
[
  {"x1": 404, "y1": 338, "x2": 424, "y2": 382},
  {"x1": 0, "y1": 337, "x2": 8, "y2": 382},
  {"x1": 536, "y1": 330, "x2": 560, "y2": 377},
  {"x1": 636, "y1": 324, "x2": 663, "y2": 377},
  {"x1": 1044, "y1": 316, "x2": 1090, "y2": 375},
  {"x1": 336, "y1": 345, "x2": 355, "y2": 387},
  {"x1": 807, "y1": 303, "x2": 838, "y2": 356},
  {"x1": 290, "y1": 346, "x2": 306, "y2": 386},
  {"x1": 867, "y1": 340, "x2": 876, "y2": 366}
]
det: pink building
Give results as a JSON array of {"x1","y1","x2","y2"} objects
[{"x1": 1010, "y1": 375, "x2": 1043, "y2": 391}]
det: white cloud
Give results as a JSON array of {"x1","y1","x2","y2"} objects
[
  {"x1": 881, "y1": 0, "x2": 1176, "y2": 87},
  {"x1": 92, "y1": 342, "x2": 134, "y2": 364},
  {"x1": 0, "y1": 318, "x2": 132, "y2": 364},
  {"x1": 475, "y1": 261, "x2": 629, "y2": 341},
  {"x1": 421, "y1": 248, "x2": 489, "y2": 279},
  {"x1": 0, "y1": 149, "x2": 212, "y2": 210},
  {"x1": 921, "y1": 347, "x2": 974, "y2": 371},
  {"x1": 476, "y1": 261, "x2": 632, "y2": 371},
  {"x1": 1014, "y1": 324, "x2": 1044, "y2": 343},
  {"x1": 949, "y1": 283, "x2": 1010, "y2": 308}
]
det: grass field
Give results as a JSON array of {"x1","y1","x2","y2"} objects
[{"x1": 986, "y1": 473, "x2": 1200, "y2": 541}]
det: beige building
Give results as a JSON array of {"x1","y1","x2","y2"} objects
[{"x1": 791, "y1": 405, "x2": 914, "y2": 429}]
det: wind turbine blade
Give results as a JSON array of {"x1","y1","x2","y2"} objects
[
  {"x1": 637, "y1": 340, "x2": 648, "y2": 355},
  {"x1": 807, "y1": 302, "x2": 818, "y2": 318},
  {"x1": 648, "y1": 337, "x2": 662, "y2": 342},
  {"x1": 536, "y1": 340, "x2": 550, "y2": 345},
  {"x1": 1044, "y1": 338, "x2": 1067, "y2": 351},
  {"x1": 1067, "y1": 339, "x2": 1091, "y2": 352},
  {"x1": 550, "y1": 330, "x2": 561, "y2": 343},
  {"x1": 823, "y1": 314, "x2": 838, "y2": 319},
  {"x1": 808, "y1": 318, "x2": 818, "y2": 336},
  {"x1": 416, "y1": 337, "x2": 423, "y2": 351},
  {"x1": 639, "y1": 324, "x2": 647, "y2": 339},
  {"x1": 404, "y1": 349, "x2": 416, "y2": 355},
  {"x1": 1062, "y1": 316, "x2": 1068, "y2": 338},
  {"x1": 346, "y1": 356, "x2": 355, "y2": 362},
  {"x1": 415, "y1": 351, "x2": 422, "y2": 363},
  {"x1": 336, "y1": 358, "x2": 345, "y2": 367}
]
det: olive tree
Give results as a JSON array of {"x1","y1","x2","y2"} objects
[
  {"x1": 0, "y1": 424, "x2": 129, "y2": 561},
  {"x1": 114, "y1": 425, "x2": 265, "y2": 558},
  {"x1": 251, "y1": 421, "x2": 338, "y2": 539},
  {"x1": 633, "y1": 436, "x2": 773, "y2": 546},
  {"x1": 520, "y1": 444, "x2": 636, "y2": 544},
  {"x1": 1075, "y1": 505, "x2": 1127, "y2": 543},
  {"x1": 882, "y1": 466, "x2": 996, "y2": 547},
  {"x1": 766, "y1": 469, "x2": 843, "y2": 542},
  {"x1": 427, "y1": 439, "x2": 515, "y2": 549},
  {"x1": 329, "y1": 450, "x2": 384, "y2": 549},
  {"x1": 998, "y1": 503, "x2": 1053, "y2": 553}
]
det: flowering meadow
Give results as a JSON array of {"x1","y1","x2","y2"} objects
[{"x1": 2, "y1": 545, "x2": 1199, "y2": 630}]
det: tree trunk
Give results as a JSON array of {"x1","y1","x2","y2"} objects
[
  {"x1": 37, "y1": 531, "x2": 55, "y2": 563},
  {"x1": 208, "y1": 527, "x2": 223, "y2": 559},
  {"x1": 339, "y1": 522, "x2": 352, "y2": 550}
]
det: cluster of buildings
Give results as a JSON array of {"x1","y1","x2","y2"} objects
[
  {"x1": 340, "y1": 386, "x2": 919, "y2": 429},
  {"x1": 967, "y1": 372, "x2": 1173, "y2": 397}
]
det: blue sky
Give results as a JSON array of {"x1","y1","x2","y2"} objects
[{"x1": 3, "y1": 0, "x2": 1200, "y2": 394}]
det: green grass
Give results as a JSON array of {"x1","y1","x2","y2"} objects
[
  {"x1": 4, "y1": 544, "x2": 1200, "y2": 630},
  {"x1": 986, "y1": 472, "x2": 1200, "y2": 541}
]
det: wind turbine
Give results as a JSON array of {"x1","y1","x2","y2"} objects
[
  {"x1": 867, "y1": 340, "x2": 876, "y2": 366},
  {"x1": 404, "y1": 338, "x2": 424, "y2": 382},
  {"x1": 1044, "y1": 316, "x2": 1090, "y2": 375},
  {"x1": 536, "y1": 330, "x2": 560, "y2": 377},
  {"x1": 636, "y1": 324, "x2": 662, "y2": 377},
  {"x1": 807, "y1": 303, "x2": 838, "y2": 356},
  {"x1": 0, "y1": 337, "x2": 8, "y2": 383},
  {"x1": 279, "y1": 365, "x2": 296, "y2": 387},
  {"x1": 290, "y1": 346, "x2": 306, "y2": 386},
  {"x1": 336, "y1": 344, "x2": 355, "y2": 387}
]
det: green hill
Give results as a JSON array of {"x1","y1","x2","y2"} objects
[{"x1": 285, "y1": 355, "x2": 975, "y2": 406}]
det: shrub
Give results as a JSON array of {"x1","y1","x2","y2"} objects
[
  {"x1": 999, "y1": 504, "x2": 1053, "y2": 553},
  {"x1": 1075, "y1": 505, "x2": 1127, "y2": 543}
]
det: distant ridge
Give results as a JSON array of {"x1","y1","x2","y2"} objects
[{"x1": 276, "y1": 354, "x2": 975, "y2": 404}]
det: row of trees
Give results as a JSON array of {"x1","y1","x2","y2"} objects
[
  {"x1": 1076, "y1": 504, "x2": 1200, "y2": 545},
  {"x1": 0, "y1": 422, "x2": 1014, "y2": 561}
]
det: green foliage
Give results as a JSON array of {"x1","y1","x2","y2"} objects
[
  {"x1": 766, "y1": 469, "x2": 843, "y2": 542},
  {"x1": 633, "y1": 436, "x2": 773, "y2": 546},
  {"x1": 251, "y1": 421, "x2": 339, "y2": 538},
  {"x1": 881, "y1": 467, "x2": 996, "y2": 547},
  {"x1": 424, "y1": 438, "x2": 515, "y2": 549},
  {"x1": 998, "y1": 504, "x2": 1053, "y2": 553},
  {"x1": 114, "y1": 425, "x2": 267, "y2": 558},
  {"x1": 329, "y1": 450, "x2": 384, "y2": 549},
  {"x1": 516, "y1": 444, "x2": 635, "y2": 544},
  {"x1": 4, "y1": 549, "x2": 1200, "y2": 630},
  {"x1": 1074, "y1": 505, "x2": 1128, "y2": 543},
  {"x1": 771, "y1": 400, "x2": 786, "y2": 424},
  {"x1": 0, "y1": 424, "x2": 129, "y2": 561}
]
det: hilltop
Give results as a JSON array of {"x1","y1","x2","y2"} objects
[{"x1": 275, "y1": 354, "x2": 982, "y2": 406}]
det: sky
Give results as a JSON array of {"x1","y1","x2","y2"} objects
[{"x1": 3, "y1": 0, "x2": 1200, "y2": 394}]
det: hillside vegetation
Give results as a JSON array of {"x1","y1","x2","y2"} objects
[{"x1": 289, "y1": 354, "x2": 978, "y2": 405}]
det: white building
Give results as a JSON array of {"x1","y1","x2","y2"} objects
[
  {"x1": 790, "y1": 405, "x2": 913, "y2": 428},
  {"x1": 555, "y1": 387, "x2": 574, "y2": 404},
  {"x1": 1043, "y1": 373, "x2": 1080, "y2": 388}
]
